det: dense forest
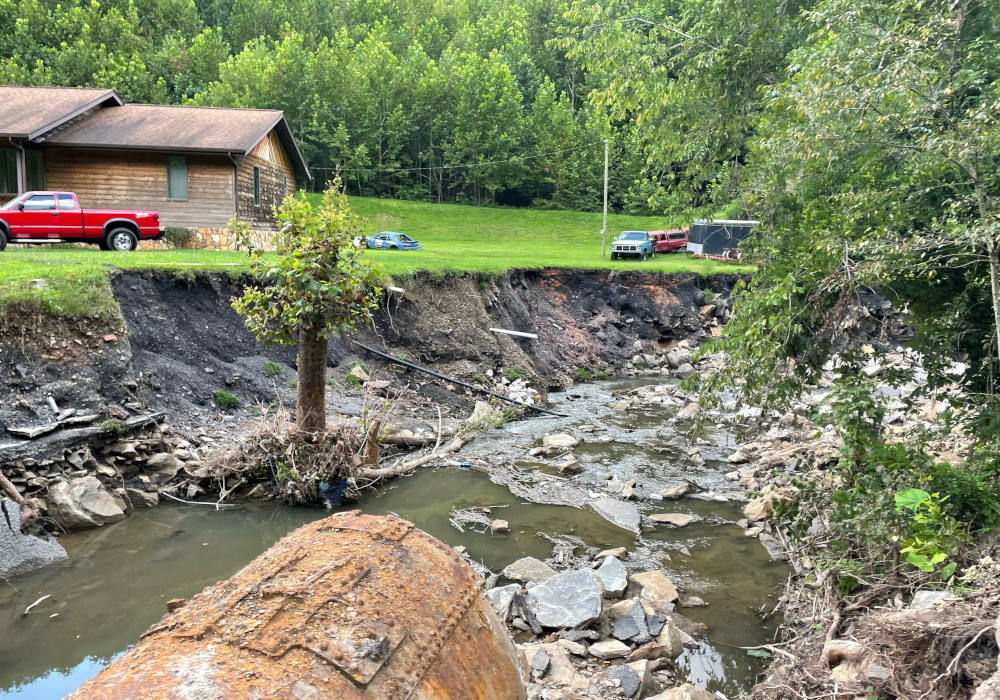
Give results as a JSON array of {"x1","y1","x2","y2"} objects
[{"x1": 0, "y1": 0, "x2": 798, "y2": 213}]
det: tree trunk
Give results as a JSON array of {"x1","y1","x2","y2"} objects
[
  {"x1": 989, "y1": 240, "x2": 1000, "y2": 370},
  {"x1": 974, "y1": 180, "x2": 1000, "y2": 369},
  {"x1": 296, "y1": 327, "x2": 328, "y2": 432}
]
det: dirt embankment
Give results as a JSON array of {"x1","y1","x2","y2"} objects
[{"x1": 0, "y1": 267, "x2": 740, "y2": 530}]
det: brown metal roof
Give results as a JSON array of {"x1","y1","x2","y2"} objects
[
  {"x1": 42, "y1": 103, "x2": 310, "y2": 179},
  {"x1": 0, "y1": 86, "x2": 122, "y2": 139}
]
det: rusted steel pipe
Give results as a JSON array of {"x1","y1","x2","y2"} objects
[{"x1": 69, "y1": 511, "x2": 526, "y2": 699}]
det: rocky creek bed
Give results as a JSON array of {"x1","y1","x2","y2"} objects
[
  {"x1": 0, "y1": 377, "x2": 788, "y2": 700},
  {"x1": 4, "y1": 265, "x2": 972, "y2": 698}
]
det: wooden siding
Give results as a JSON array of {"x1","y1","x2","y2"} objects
[
  {"x1": 44, "y1": 149, "x2": 235, "y2": 228},
  {"x1": 236, "y1": 131, "x2": 297, "y2": 229}
]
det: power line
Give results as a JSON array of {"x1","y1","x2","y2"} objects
[{"x1": 311, "y1": 141, "x2": 605, "y2": 175}]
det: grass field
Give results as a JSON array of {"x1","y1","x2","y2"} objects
[{"x1": 0, "y1": 196, "x2": 749, "y2": 319}]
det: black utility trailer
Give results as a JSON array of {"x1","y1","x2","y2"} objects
[{"x1": 687, "y1": 219, "x2": 759, "y2": 259}]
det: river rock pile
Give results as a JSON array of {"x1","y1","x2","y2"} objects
[
  {"x1": 486, "y1": 553, "x2": 713, "y2": 698},
  {"x1": 2, "y1": 421, "x2": 216, "y2": 534}
]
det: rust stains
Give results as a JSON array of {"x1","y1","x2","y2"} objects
[{"x1": 68, "y1": 511, "x2": 525, "y2": 699}]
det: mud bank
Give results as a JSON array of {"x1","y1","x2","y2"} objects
[{"x1": 0, "y1": 267, "x2": 739, "y2": 537}]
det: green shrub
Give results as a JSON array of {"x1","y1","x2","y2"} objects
[
  {"x1": 100, "y1": 418, "x2": 127, "y2": 436},
  {"x1": 346, "y1": 373, "x2": 363, "y2": 388},
  {"x1": 213, "y1": 390, "x2": 238, "y2": 408},
  {"x1": 263, "y1": 360, "x2": 283, "y2": 377},
  {"x1": 163, "y1": 226, "x2": 196, "y2": 249},
  {"x1": 575, "y1": 367, "x2": 592, "y2": 382},
  {"x1": 505, "y1": 366, "x2": 528, "y2": 382}
]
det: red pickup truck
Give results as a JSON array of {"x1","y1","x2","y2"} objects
[
  {"x1": 649, "y1": 228, "x2": 690, "y2": 254},
  {"x1": 0, "y1": 191, "x2": 162, "y2": 252}
]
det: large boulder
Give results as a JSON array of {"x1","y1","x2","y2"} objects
[
  {"x1": 526, "y1": 569, "x2": 604, "y2": 628},
  {"x1": 0, "y1": 497, "x2": 68, "y2": 578},
  {"x1": 592, "y1": 497, "x2": 641, "y2": 534},
  {"x1": 47, "y1": 476, "x2": 126, "y2": 530}
]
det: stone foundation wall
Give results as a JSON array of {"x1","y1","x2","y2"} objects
[{"x1": 139, "y1": 227, "x2": 275, "y2": 251}]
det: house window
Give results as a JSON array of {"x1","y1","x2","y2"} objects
[
  {"x1": 26, "y1": 150, "x2": 45, "y2": 191},
  {"x1": 253, "y1": 166, "x2": 260, "y2": 206},
  {"x1": 167, "y1": 156, "x2": 187, "y2": 200},
  {"x1": 0, "y1": 149, "x2": 16, "y2": 196}
]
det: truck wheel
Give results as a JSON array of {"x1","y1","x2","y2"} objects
[
  {"x1": 640, "y1": 252, "x2": 647, "y2": 261},
  {"x1": 650, "y1": 250, "x2": 655, "y2": 259},
  {"x1": 106, "y1": 228, "x2": 138, "y2": 252},
  {"x1": 0, "y1": 229, "x2": 6, "y2": 252}
]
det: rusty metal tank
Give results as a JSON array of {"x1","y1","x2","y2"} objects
[{"x1": 68, "y1": 510, "x2": 527, "y2": 699}]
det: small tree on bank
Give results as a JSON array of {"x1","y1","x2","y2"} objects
[{"x1": 232, "y1": 183, "x2": 381, "y2": 431}]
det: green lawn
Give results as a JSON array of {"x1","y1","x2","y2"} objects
[
  {"x1": 342, "y1": 196, "x2": 744, "y2": 276},
  {"x1": 0, "y1": 196, "x2": 749, "y2": 320}
]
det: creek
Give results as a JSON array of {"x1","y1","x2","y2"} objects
[{"x1": 0, "y1": 378, "x2": 786, "y2": 699}]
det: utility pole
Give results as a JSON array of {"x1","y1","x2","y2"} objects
[{"x1": 601, "y1": 138, "x2": 609, "y2": 258}]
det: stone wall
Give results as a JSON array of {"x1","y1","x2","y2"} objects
[{"x1": 138, "y1": 226, "x2": 276, "y2": 251}]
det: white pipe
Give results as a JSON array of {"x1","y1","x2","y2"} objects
[{"x1": 489, "y1": 327, "x2": 538, "y2": 339}]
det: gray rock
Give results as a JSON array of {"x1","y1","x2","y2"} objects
[
  {"x1": 490, "y1": 519, "x2": 510, "y2": 534},
  {"x1": 542, "y1": 433, "x2": 579, "y2": 449},
  {"x1": 660, "y1": 484, "x2": 690, "y2": 500},
  {"x1": 596, "y1": 546, "x2": 627, "y2": 560},
  {"x1": 592, "y1": 497, "x2": 641, "y2": 534},
  {"x1": 0, "y1": 498, "x2": 68, "y2": 578},
  {"x1": 649, "y1": 513, "x2": 698, "y2": 527},
  {"x1": 675, "y1": 363, "x2": 696, "y2": 379},
  {"x1": 47, "y1": 476, "x2": 125, "y2": 530},
  {"x1": 526, "y1": 569, "x2": 604, "y2": 628},
  {"x1": 909, "y1": 590, "x2": 956, "y2": 610},
  {"x1": 486, "y1": 584, "x2": 521, "y2": 619},
  {"x1": 125, "y1": 487, "x2": 159, "y2": 509},
  {"x1": 646, "y1": 613, "x2": 667, "y2": 636},
  {"x1": 530, "y1": 648, "x2": 550, "y2": 679},
  {"x1": 613, "y1": 600, "x2": 652, "y2": 644},
  {"x1": 588, "y1": 639, "x2": 631, "y2": 659},
  {"x1": 595, "y1": 556, "x2": 628, "y2": 597},
  {"x1": 758, "y1": 533, "x2": 788, "y2": 561},
  {"x1": 503, "y1": 556, "x2": 556, "y2": 584},
  {"x1": 605, "y1": 665, "x2": 641, "y2": 698},
  {"x1": 145, "y1": 452, "x2": 183, "y2": 485}
]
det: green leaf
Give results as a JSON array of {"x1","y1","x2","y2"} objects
[
  {"x1": 895, "y1": 489, "x2": 931, "y2": 512},
  {"x1": 941, "y1": 562, "x2": 957, "y2": 579}
]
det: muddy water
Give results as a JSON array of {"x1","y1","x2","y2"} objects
[{"x1": 0, "y1": 379, "x2": 786, "y2": 699}]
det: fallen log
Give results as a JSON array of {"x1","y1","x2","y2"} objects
[
  {"x1": 0, "y1": 470, "x2": 37, "y2": 531},
  {"x1": 360, "y1": 433, "x2": 474, "y2": 480}
]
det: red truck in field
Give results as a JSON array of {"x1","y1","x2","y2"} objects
[
  {"x1": 649, "y1": 227, "x2": 690, "y2": 254},
  {"x1": 0, "y1": 191, "x2": 162, "y2": 252}
]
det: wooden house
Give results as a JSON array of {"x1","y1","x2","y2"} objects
[{"x1": 0, "y1": 86, "x2": 310, "y2": 248}]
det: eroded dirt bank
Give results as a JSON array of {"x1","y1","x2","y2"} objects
[{"x1": 0, "y1": 267, "x2": 739, "y2": 526}]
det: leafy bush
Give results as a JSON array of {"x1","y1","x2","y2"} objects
[
  {"x1": 894, "y1": 488, "x2": 967, "y2": 577},
  {"x1": 505, "y1": 366, "x2": 528, "y2": 382},
  {"x1": 575, "y1": 367, "x2": 591, "y2": 381},
  {"x1": 213, "y1": 390, "x2": 238, "y2": 408},
  {"x1": 263, "y1": 360, "x2": 283, "y2": 377},
  {"x1": 100, "y1": 418, "x2": 127, "y2": 436},
  {"x1": 163, "y1": 226, "x2": 196, "y2": 249}
]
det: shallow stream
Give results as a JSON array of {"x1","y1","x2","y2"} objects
[{"x1": 0, "y1": 378, "x2": 786, "y2": 698}]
